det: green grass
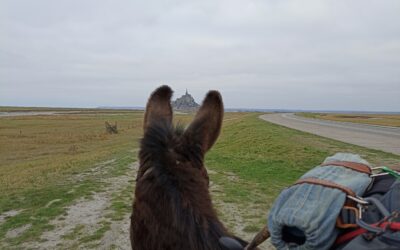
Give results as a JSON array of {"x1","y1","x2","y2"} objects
[
  {"x1": 243, "y1": 224, "x2": 260, "y2": 233},
  {"x1": 107, "y1": 183, "x2": 134, "y2": 221},
  {"x1": 209, "y1": 113, "x2": 399, "y2": 188}
]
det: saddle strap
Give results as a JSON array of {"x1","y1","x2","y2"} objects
[
  {"x1": 294, "y1": 178, "x2": 356, "y2": 197},
  {"x1": 320, "y1": 161, "x2": 372, "y2": 175}
]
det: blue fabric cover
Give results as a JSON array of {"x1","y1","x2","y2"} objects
[{"x1": 268, "y1": 153, "x2": 372, "y2": 250}]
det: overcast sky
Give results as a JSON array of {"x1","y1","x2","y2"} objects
[{"x1": 1, "y1": 0, "x2": 399, "y2": 111}]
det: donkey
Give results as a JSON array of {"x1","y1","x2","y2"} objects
[{"x1": 130, "y1": 85, "x2": 249, "y2": 250}]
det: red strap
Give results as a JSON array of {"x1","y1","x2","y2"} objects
[{"x1": 335, "y1": 222, "x2": 400, "y2": 245}]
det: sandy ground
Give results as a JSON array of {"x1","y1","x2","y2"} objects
[{"x1": 260, "y1": 113, "x2": 400, "y2": 155}]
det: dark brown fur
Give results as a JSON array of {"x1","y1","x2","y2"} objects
[{"x1": 130, "y1": 85, "x2": 242, "y2": 250}]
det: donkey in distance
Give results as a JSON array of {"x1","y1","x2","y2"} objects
[{"x1": 130, "y1": 85, "x2": 252, "y2": 250}]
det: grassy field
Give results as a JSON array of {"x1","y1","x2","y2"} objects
[
  {"x1": 0, "y1": 111, "x2": 145, "y2": 247},
  {"x1": 0, "y1": 111, "x2": 143, "y2": 193},
  {"x1": 0, "y1": 110, "x2": 399, "y2": 248},
  {"x1": 297, "y1": 112, "x2": 400, "y2": 127}
]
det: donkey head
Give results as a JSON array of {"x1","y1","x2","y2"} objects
[
  {"x1": 138, "y1": 85, "x2": 223, "y2": 188},
  {"x1": 131, "y1": 85, "x2": 230, "y2": 250}
]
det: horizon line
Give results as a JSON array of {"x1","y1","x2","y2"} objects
[{"x1": 0, "y1": 105, "x2": 399, "y2": 114}]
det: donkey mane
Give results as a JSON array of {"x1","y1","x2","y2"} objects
[
  {"x1": 138, "y1": 121, "x2": 202, "y2": 176},
  {"x1": 130, "y1": 86, "x2": 240, "y2": 250}
]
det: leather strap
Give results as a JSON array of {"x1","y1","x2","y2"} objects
[
  {"x1": 294, "y1": 177, "x2": 356, "y2": 196},
  {"x1": 320, "y1": 161, "x2": 371, "y2": 175},
  {"x1": 336, "y1": 206, "x2": 359, "y2": 229}
]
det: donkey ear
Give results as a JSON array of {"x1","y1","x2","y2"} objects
[
  {"x1": 143, "y1": 85, "x2": 173, "y2": 132},
  {"x1": 184, "y1": 90, "x2": 224, "y2": 153}
]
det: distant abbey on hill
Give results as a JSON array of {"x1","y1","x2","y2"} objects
[{"x1": 172, "y1": 89, "x2": 200, "y2": 111}]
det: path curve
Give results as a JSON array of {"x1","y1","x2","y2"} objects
[{"x1": 260, "y1": 113, "x2": 400, "y2": 155}]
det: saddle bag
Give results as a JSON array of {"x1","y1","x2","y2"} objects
[
  {"x1": 268, "y1": 153, "x2": 373, "y2": 249},
  {"x1": 335, "y1": 175, "x2": 400, "y2": 250},
  {"x1": 220, "y1": 153, "x2": 399, "y2": 250}
]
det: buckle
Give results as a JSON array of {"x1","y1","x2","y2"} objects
[
  {"x1": 336, "y1": 195, "x2": 367, "y2": 229},
  {"x1": 337, "y1": 206, "x2": 359, "y2": 228}
]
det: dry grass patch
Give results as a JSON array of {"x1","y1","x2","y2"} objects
[{"x1": 297, "y1": 112, "x2": 400, "y2": 127}]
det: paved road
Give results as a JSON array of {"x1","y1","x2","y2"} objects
[{"x1": 260, "y1": 113, "x2": 400, "y2": 155}]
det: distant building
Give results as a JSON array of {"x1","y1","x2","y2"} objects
[{"x1": 172, "y1": 89, "x2": 200, "y2": 111}]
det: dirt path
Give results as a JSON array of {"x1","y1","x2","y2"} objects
[
  {"x1": 17, "y1": 162, "x2": 137, "y2": 249},
  {"x1": 260, "y1": 113, "x2": 400, "y2": 155},
  {"x1": 209, "y1": 170, "x2": 274, "y2": 250},
  {"x1": 5, "y1": 160, "x2": 273, "y2": 249}
]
